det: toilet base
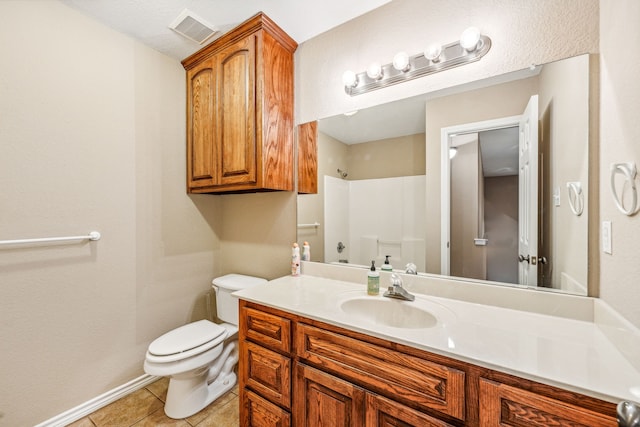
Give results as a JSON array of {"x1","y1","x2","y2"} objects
[
  {"x1": 164, "y1": 370, "x2": 237, "y2": 419},
  {"x1": 162, "y1": 339, "x2": 239, "y2": 419}
]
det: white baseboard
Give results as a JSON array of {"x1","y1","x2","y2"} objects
[{"x1": 34, "y1": 374, "x2": 160, "y2": 427}]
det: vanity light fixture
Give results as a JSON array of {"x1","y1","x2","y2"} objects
[
  {"x1": 459, "y1": 26, "x2": 481, "y2": 51},
  {"x1": 449, "y1": 147, "x2": 458, "y2": 159},
  {"x1": 343, "y1": 26, "x2": 491, "y2": 96},
  {"x1": 342, "y1": 70, "x2": 358, "y2": 88},
  {"x1": 424, "y1": 43, "x2": 443, "y2": 62},
  {"x1": 366, "y1": 62, "x2": 383, "y2": 80},
  {"x1": 392, "y1": 51, "x2": 411, "y2": 72}
]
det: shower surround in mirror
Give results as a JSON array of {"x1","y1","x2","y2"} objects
[{"x1": 324, "y1": 175, "x2": 426, "y2": 270}]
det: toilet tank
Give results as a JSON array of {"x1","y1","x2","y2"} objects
[{"x1": 212, "y1": 274, "x2": 267, "y2": 325}]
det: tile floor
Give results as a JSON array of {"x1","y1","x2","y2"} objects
[{"x1": 67, "y1": 378, "x2": 239, "y2": 427}]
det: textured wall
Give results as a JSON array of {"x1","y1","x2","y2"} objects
[
  {"x1": 599, "y1": 1, "x2": 640, "y2": 326},
  {"x1": 0, "y1": 2, "x2": 222, "y2": 425},
  {"x1": 295, "y1": 0, "x2": 598, "y2": 124}
]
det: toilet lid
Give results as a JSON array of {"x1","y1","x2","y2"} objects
[
  {"x1": 211, "y1": 274, "x2": 267, "y2": 290},
  {"x1": 148, "y1": 320, "x2": 227, "y2": 357}
]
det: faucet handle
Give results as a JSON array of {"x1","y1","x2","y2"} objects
[
  {"x1": 390, "y1": 273, "x2": 403, "y2": 287},
  {"x1": 405, "y1": 263, "x2": 417, "y2": 274}
]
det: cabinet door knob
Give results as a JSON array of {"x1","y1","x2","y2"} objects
[{"x1": 617, "y1": 401, "x2": 640, "y2": 427}]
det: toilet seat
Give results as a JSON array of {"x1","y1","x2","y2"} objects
[{"x1": 147, "y1": 320, "x2": 227, "y2": 363}]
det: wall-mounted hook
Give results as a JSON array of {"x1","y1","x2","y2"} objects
[
  {"x1": 610, "y1": 162, "x2": 638, "y2": 216},
  {"x1": 337, "y1": 168, "x2": 348, "y2": 179}
]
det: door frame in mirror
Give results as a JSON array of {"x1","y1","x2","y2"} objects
[{"x1": 440, "y1": 115, "x2": 521, "y2": 276}]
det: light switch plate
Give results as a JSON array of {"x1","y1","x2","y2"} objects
[
  {"x1": 602, "y1": 221, "x2": 612, "y2": 254},
  {"x1": 553, "y1": 186, "x2": 561, "y2": 206}
]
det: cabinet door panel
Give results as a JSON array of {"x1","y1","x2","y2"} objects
[
  {"x1": 187, "y1": 59, "x2": 217, "y2": 189},
  {"x1": 294, "y1": 363, "x2": 366, "y2": 427},
  {"x1": 242, "y1": 341, "x2": 291, "y2": 408},
  {"x1": 479, "y1": 379, "x2": 616, "y2": 426},
  {"x1": 242, "y1": 389, "x2": 291, "y2": 427},
  {"x1": 217, "y1": 35, "x2": 257, "y2": 187},
  {"x1": 366, "y1": 394, "x2": 455, "y2": 427}
]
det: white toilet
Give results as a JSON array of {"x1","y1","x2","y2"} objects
[{"x1": 144, "y1": 274, "x2": 267, "y2": 419}]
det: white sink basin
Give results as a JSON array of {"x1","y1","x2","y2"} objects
[{"x1": 339, "y1": 295, "x2": 451, "y2": 329}]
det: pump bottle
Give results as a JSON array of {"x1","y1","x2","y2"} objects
[{"x1": 367, "y1": 260, "x2": 380, "y2": 295}]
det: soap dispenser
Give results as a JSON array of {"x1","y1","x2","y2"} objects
[
  {"x1": 381, "y1": 255, "x2": 393, "y2": 272},
  {"x1": 302, "y1": 241, "x2": 311, "y2": 261},
  {"x1": 367, "y1": 260, "x2": 380, "y2": 295}
]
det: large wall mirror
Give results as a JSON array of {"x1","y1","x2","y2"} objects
[{"x1": 297, "y1": 54, "x2": 594, "y2": 296}]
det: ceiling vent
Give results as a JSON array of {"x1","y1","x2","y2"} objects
[{"x1": 169, "y1": 9, "x2": 219, "y2": 45}]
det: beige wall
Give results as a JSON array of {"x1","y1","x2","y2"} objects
[
  {"x1": 538, "y1": 55, "x2": 590, "y2": 289},
  {"x1": 219, "y1": 192, "x2": 296, "y2": 279},
  {"x1": 599, "y1": 1, "x2": 640, "y2": 326},
  {"x1": 0, "y1": 1, "x2": 225, "y2": 425},
  {"x1": 348, "y1": 133, "x2": 426, "y2": 180},
  {"x1": 484, "y1": 176, "x2": 519, "y2": 283}
]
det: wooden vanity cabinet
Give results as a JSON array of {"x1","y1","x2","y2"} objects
[
  {"x1": 182, "y1": 13, "x2": 297, "y2": 194},
  {"x1": 238, "y1": 300, "x2": 617, "y2": 427}
]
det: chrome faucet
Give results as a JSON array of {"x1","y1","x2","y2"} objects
[
  {"x1": 383, "y1": 273, "x2": 415, "y2": 301},
  {"x1": 405, "y1": 263, "x2": 418, "y2": 275}
]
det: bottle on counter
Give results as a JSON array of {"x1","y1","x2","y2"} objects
[
  {"x1": 291, "y1": 243, "x2": 301, "y2": 276},
  {"x1": 367, "y1": 260, "x2": 380, "y2": 295},
  {"x1": 381, "y1": 255, "x2": 393, "y2": 272},
  {"x1": 302, "y1": 241, "x2": 311, "y2": 261}
]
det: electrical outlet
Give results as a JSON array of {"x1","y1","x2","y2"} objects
[{"x1": 602, "y1": 221, "x2": 612, "y2": 254}]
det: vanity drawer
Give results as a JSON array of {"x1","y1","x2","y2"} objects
[
  {"x1": 241, "y1": 305, "x2": 291, "y2": 353},
  {"x1": 295, "y1": 323, "x2": 465, "y2": 421},
  {"x1": 241, "y1": 341, "x2": 292, "y2": 409},
  {"x1": 478, "y1": 378, "x2": 617, "y2": 426}
]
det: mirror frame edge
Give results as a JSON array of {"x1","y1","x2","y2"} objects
[{"x1": 587, "y1": 53, "x2": 600, "y2": 298}]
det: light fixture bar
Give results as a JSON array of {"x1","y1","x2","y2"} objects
[{"x1": 344, "y1": 35, "x2": 491, "y2": 96}]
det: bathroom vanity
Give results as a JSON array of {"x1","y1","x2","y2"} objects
[{"x1": 235, "y1": 268, "x2": 640, "y2": 426}]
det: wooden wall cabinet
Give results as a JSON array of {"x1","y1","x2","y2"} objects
[
  {"x1": 297, "y1": 121, "x2": 318, "y2": 194},
  {"x1": 238, "y1": 300, "x2": 617, "y2": 427},
  {"x1": 182, "y1": 13, "x2": 297, "y2": 194}
]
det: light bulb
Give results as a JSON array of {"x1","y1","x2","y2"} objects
[
  {"x1": 392, "y1": 51, "x2": 410, "y2": 72},
  {"x1": 424, "y1": 43, "x2": 442, "y2": 62},
  {"x1": 366, "y1": 62, "x2": 383, "y2": 80},
  {"x1": 460, "y1": 26, "x2": 481, "y2": 51},
  {"x1": 342, "y1": 70, "x2": 358, "y2": 88}
]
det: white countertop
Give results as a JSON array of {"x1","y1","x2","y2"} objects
[{"x1": 233, "y1": 273, "x2": 640, "y2": 404}]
